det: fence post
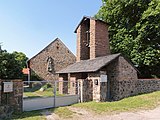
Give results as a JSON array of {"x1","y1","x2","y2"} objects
[
  {"x1": 77, "y1": 80, "x2": 80, "y2": 102},
  {"x1": 53, "y1": 81, "x2": 57, "y2": 107}
]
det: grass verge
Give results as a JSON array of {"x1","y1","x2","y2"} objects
[
  {"x1": 73, "y1": 91, "x2": 160, "y2": 114},
  {"x1": 49, "y1": 107, "x2": 74, "y2": 119},
  {"x1": 12, "y1": 111, "x2": 45, "y2": 120}
]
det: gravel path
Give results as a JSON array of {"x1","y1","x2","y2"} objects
[
  {"x1": 42, "y1": 106, "x2": 160, "y2": 120},
  {"x1": 95, "y1": 107, "x2": 160, "y2": 120}
]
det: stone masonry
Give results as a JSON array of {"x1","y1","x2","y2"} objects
[
  {"x1": 1, "y1": 80, "x2": 23, "y2": 112},
  {"x1": 136, "y1": 79, "x2": 160, "y2": 94},
  {"x1": 79, "y1": 79, "x2": 93, "y2": 102},
  {"x1": 106, "y1": 56, "x2": 138, "y2": 101},
  {"x1": 29, "y1": 38, "x2": 76, "y2": 81},
  {"x1": 111, "y1": 79, "x2": 160, "y2": 101},
  {"x1": 0, "y1": 79, "x2": 23, "y2": 119},
  {"x1": 105, "y1": 56, "x2": 160, "y2": 101}
]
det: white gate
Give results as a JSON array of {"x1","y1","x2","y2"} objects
[{"x1": 23, "y1": 80, "x2": 79, "y2": 111}]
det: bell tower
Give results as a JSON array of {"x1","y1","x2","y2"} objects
[{"x1": 75, "y1": 16, "x2": 110, "y2": 62}]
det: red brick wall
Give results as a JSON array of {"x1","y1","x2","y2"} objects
[
  {"x1": 76, "y1": 20, "x2": 90, "y2": 61},
  {"x1": 58, "y1": 74, "x2": 68, "y2": 94},
  {"x1": 90, "y1": 19, "x2": 110, "y2": 59},
  {"x1": 76, "y1": 18, "x2": 110, "y2": 61},
  {"x1": 69, "y1": 73, "x2": 82, "y2": 95}
]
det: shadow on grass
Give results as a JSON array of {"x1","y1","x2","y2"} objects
[
  {"x1": 23, "y1": 96, "x2": 42, "y2": 99},
  {"x1": 24, "y1": 85, "x2": 41, "y2": 92},
  {"x1": 11, "y1": 110, "x2": 45, "y2": 120},
  {"x1": 11, "y1": 108, "x2": 57, "y2": 120}
]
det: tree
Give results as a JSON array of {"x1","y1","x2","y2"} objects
[
  {"x1": 0, "y1": 48, "x2": 28, "y2": 79},
  {"x1": 0, "y1": 43, "x2": 2, "y2": 51},
  {"x1": 96, "y1": 0, "x2": 160, "y2": 78}
]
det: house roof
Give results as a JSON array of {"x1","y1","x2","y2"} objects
[
  {"x1": 74, "y1": 16, "x2": 108, "y2": 33},
  {"x1": 57, "y1": 53, "x2": 121, "y2": 74}
]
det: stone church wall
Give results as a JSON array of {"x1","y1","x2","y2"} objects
[
  {"x1": 106, "y1": 56, "x2": 138, "y2": 101},
  {"x1": 106, "y1": 57, "x2": 160, "y2": 101},
  {"x1": 29, "y1": 39, "x2": 76, "y2": 81}
]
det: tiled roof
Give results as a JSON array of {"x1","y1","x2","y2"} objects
[{"x1": 57, "y1": 53, "x2": 121, "y2": 74}]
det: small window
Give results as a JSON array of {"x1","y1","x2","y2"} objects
[
  {"x1": 94, "y1": 79, "x2": 98, "y2": 85},
  {"x1": 47, "y1": 56, "x2": 54, "y2": 72}
]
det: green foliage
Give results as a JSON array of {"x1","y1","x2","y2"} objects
[
  {"x1": 0, "y1": 48, "x2": 28, "y2": 79},
  {"x1": 96, "y1": 0, "x2": 160, "y2": 78},
  {"x1": 30, "y1": 70, "x2": 43, "y2": 81},
  {"x1": 42, "y1": 83, "x2": 52, "y2": 89}
]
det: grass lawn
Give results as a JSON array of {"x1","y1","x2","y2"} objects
[
  {"x1": 12, "y1": 91, "x2": 160, "y2": 119},
  {"x1": 24, "y1": 88, "x2": 54, "y2": 98},
  {"x1": 11, "y1": 107, "x2": 73, "y2": 120},
  {"x1": 12, "y1": 111, "x2": 46, "y2": 120},
  {"x1": 23, "y1": 83, "x2": 64, "y2": 98},
  {"x1": 50, "y1": 107, "x2": 74, "y2": 119},
  {"x1": 73, "y1": 91, "x2": 160, "y2": 114}
]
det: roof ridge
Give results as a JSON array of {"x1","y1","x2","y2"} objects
[{"x1": 57, "y1": 53, "x2": 121, "y2": 74}]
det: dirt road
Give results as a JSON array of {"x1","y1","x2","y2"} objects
[{"x1": 42, "y1": 106, "x2": 160, "y2": 120}]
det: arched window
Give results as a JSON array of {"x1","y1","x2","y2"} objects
[{"x1": 47, "y1": 56, "x2": 54, "y2": 72}]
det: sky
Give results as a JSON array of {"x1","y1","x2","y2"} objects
[{"x1": 0, "y1": 0, "x2": 102, "y2": 58}]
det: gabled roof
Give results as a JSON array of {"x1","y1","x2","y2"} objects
[
  {"x1": 74, "y1": 16, "x2": 108, "y2": 33},
  {"x1": 27, "y1": 38, "x2": 75, "y2": 62},
  {"x1": 57, "y1": 53, "x2": 121, "y2": 74}
]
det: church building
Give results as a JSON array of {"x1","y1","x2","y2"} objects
[
  {"x1": 28, "y1": 38, "x2": 76, "y2": 81},
  {"x1": 57, "y1": 16, "x2": 138, "y2": 102}
]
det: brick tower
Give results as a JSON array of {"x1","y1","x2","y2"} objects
[{"x1": 75, "y1": 16, "x2": 110, "y2": 62}]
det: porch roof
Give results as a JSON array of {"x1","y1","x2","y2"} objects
[{"x1": 57, "y1": 53, "x2": 121, "y2": 74}]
